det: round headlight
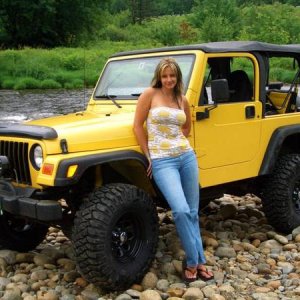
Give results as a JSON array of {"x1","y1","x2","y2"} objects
[{"x1": 32, "y1": 145, "x2": 43, "y2": 170}]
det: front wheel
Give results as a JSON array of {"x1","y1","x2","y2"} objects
[
  {"x1": 72, "y1": 183, "x2": 159, "y2": 290},
  {"x1": 261, "y1": 154, "x2": 300, "y2": 233}
]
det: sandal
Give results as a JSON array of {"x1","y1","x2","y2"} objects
[
  {"x1": 197, "y1": 264, "x2": 214, "y2": 281},
  {"x1": 182, "y1": 261, "x2": 197, "y2": 283}
]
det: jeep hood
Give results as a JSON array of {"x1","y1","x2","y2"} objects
[{"x1": 25, "y1": 111, "x2": 138, "y2": 153}]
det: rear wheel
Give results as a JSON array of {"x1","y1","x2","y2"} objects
[
  {"x1": 261, "y1": 154, "x2": 300, "y2": 233},
  {"x1": 72, "y1": 183, "x2": 159, "y2": 290},
  {"x1": 0, "y1": 212, "x2": 48, "y2": 251}
]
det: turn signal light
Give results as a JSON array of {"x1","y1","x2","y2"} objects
[
  {"x1": 67, "y1": 165, "x2": 78, "y2": 178},
  {"x1": 42, "y1": 163, "x2": 54, "y2": 175}
]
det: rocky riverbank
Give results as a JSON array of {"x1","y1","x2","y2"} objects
[{"x1": 0, "y1": 194, "x2": 300, "y2": 300}]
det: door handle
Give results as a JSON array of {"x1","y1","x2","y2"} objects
[{"x1": 245, "y1": 105, "x2": 255, "y2": 119}]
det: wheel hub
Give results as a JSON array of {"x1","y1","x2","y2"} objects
[
  {"x1": 111, "y1": 213, "x2": 142, "y2": 262},
  {"x1": 293, "y1": 185, "x2": 300, "y2": 211},
  {"x1": 118, "y1": 231, "x2": 128, "y2": 245}
]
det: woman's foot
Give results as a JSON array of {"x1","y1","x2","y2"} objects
[
  {"x1": 182, "y1": 260, "x2": 197, "y2": 283},
  {"x1": 197, "y1": 264, "x2": 214, "y2": 281},
  {"x1": 182, "y1": 266, "x2": 197, "y2": 283}
]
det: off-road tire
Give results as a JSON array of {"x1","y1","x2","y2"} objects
[
  {"x1": 0, "y1": 212, "x2": 49, "y2": 251},
  {"x1": 261, "y1": 154, "x2": 300, "y2": 233},
  {"x1": 72, "y1": 183, "x2": 159, "y2": 290}
]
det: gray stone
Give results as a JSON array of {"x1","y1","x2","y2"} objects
[
  {"x1": 182, "y1": 287, "x2": 204, "y2": 300},
  {"x1": 156, "y1": 279, "x2": 169, "y2": 292},
  {"x1": 0, "y1": 250, "x2": 17, "y2": 265},
  {"x1": 141, "y1": 272, "x2": 158, "y2": 289},
  {"x1": 115, "y1": 294, "x2": 132, "y2": 300},
  {"x1": 140, "y1": 290, "x2": 162, "y2": 300},
  {"x1": 0, "y1": 277, "x2": 11, "y2": 290},
  {"x1": 277, "y1": 262, "x2": 294, "y2": 274},
  {"x1": 214, "y1": 246, "x2": 237, "y2": 258}
]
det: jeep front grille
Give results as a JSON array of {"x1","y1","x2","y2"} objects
[{"x1": 0, "y1": 140, "x2": 31, "y2": 185}]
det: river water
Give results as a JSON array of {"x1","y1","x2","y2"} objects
[{"x1": 0, "y1": 89, "x2": 93, "y2": 124}]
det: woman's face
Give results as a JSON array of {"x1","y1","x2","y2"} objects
[{"x1": 160, "y1": 66, "x2": 177, "y2": 90}]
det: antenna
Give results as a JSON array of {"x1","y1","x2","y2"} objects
[
  {"x1": 84, "y1": 45, "x2": 87, "y2": 107},
  {"x1": 83, "y1": 0, "x2": 87, "y2": 108}
]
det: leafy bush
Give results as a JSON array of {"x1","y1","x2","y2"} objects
[
  {"x1": 62, "y1": 54, "x2": 85, "y2": 71},
  {"x1": 1, "y1": 79, "x2": 15, "y2": 89},
  {"x1": 40, "y1": 79, "x2": 62, "y2": 89},
  {"x1": 148, "y1": 16, "x2": 182, "y2": 46},
  {"x1": 64, "y1": 79, "x2": 84, "y2": 89},
  {"x1": 14, "y1": 77, "x2": 40, "y2": 90}
]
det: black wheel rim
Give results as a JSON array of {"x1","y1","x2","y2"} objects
[
  {"x1": 111, "y1": 212, "x2": 143, "y2": 263},
  {"x1": 292, "y1": 180, "x2": 300, "y2": 214}
]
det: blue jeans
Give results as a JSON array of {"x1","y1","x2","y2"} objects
[{"x1": 151, "y1": 150, "x2": 206, "y2": 267}]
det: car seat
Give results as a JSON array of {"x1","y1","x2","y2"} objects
[{"x1": 228, "y1": 70, "x2": 253, "y2": 102}]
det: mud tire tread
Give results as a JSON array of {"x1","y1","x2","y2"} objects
[
  {"x1": 261, "y1": 154, "x2": 300, "y2": 233},
  {"x1": 72, "y1": 183, "x2": 159, "y2": 290}
]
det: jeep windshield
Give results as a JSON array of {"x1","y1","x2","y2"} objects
[{"x1": 93, "y1": 54, "x2": 195, "y2": 100}]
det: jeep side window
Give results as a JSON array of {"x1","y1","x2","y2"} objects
[
  {"x1": 200, "y1": 56, "x2": 254, "y2": 105},
  {"x1": 265, "y1": 56, "x2": 300, "y2": 114}
]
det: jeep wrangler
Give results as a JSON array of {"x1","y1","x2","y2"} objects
[{"x1": 0, "y1": 41, "x2": 300, "y2": 290}]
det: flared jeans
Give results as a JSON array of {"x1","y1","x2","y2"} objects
[{"x1": 151, "y1": 150, "x2": 206, "y2": 267}]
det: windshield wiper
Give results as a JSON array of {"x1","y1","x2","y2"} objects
[{"x1": 95, "y1": 94, "x2": 122, "y2": 108}]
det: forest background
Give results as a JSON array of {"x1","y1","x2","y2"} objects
[{"x1": 0, "y1": 0, "x2": 299, "y2": 90}]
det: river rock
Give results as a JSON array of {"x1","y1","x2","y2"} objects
[
  {"x1": 0, "y1": 250, "x2": 17, "y2": 265},
  {"x1": 274, "y1": 234, "x2": 289, "y2": 245},
  {"x1": 277, "y1": 261, "x2": 294, "y2": 274},
  {"x1": 167, "y1": 287, "x2": 185, "y2": 298},
  {"x1": 140, "y1": 290, "x2": 161, "y2": 300},
  {"x1": 182, "y1": 287, "x2": 204, "y2": 300},
  {"x1": 36, "y1": 290, "x2": 59, "y2": 300},
  {"x1": 57, "y1": 258, "x2": 76, "y2": 271},
  {"x1": 156, "y1": 279, "x2": 169, "y2": 292},
  {"x1": 219, "y1": 204, "x2": 237, "y2": 219},
  {"x1": 214, "y1": 246, "x2": 236, "y2": 258},
  {"x1": 15, "y1": 253, "x2": 34, "y2": 263},
  {"x1": 260, "y1": 239, "x2": 282, "y2": 251},
  {"x1": 33, "y1": 254, "x2": 55, "y2": 267},
  {"x1": 141, "y1": 272, "x2": 158, "y2": 289},
  {"x1": 2, "y1": 290, "x2": 22, "y2": 300},
  {"x1": 115, "y1": 294, "x2": 132, "y2": 300},
  {"x1": 292, "y1": 225, "x2": 300, "y2": 238}
]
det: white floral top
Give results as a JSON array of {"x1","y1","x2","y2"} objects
[{"x1": 146, "y1": 106, "x2": 192, "y2": 159}]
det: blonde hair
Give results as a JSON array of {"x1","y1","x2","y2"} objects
[{"x1": 151, "y1": 57, "x2": 184, "y2": 100}]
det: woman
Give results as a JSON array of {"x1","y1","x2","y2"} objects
[{"x1": 133, "y1": 57, "x2": 213, "y2": 283}]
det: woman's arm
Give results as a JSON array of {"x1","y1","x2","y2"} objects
[
  {"x1": 133, "y1": 87, "x2": 153, "y2": 158},
  {"x1": 182, "y1": 96, "x2": 191, "y2": 137}
]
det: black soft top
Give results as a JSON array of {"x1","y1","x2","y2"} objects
[{"x1": 111, "y1": 41, "x2": 300, "y2": 58}]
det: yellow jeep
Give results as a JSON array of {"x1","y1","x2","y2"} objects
[{"x1": 0, "y1": 41, "x2": 300, "y2": 290}]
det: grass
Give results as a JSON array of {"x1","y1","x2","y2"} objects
[
  {"x1": 0, "y1": 40, "x2": 297, "y2": 90},
  {"x1": 0, "y1": 41, "x2": 157, "y2": 90}
]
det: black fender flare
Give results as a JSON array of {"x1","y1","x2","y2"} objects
[
  {"x1": 259, "y1": 124, "x2": 300, "y2": 175},
  {"x1": 54, "y1": 150, "x2": 148, "y2": 186}
]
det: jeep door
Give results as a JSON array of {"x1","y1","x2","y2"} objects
[{"x1": 193, "y1": 54, "x2": 262, "y2": 187}]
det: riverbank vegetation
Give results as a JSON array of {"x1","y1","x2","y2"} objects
[{"x1": 0, "y1": 0, "x2": 300, "y2": 89}]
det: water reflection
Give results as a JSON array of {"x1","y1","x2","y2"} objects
[{"x1": 0, "y1": 89, "x2": 93, "y2": 124}]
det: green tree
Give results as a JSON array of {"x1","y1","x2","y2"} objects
[
  {"x1": 191, "y1": 0, "x2": 240, "y2": 41},
  {"x1": 239, "y1": 3, "x2": 300, "y2": 43},
  {"x1": 0, "y1": 0, "x2": 107, "y2": 48}
]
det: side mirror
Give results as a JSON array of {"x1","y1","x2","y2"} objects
[{"x1": 211, "y1": 79, "x2": 230, "y2": 103}]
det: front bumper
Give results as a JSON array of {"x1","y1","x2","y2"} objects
[{"x1": 0, "y1": 180, "x2": 62, "y2": 221}]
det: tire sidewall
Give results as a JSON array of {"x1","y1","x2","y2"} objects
[{"x1": 73, "y1": 183, "x2": 159, "y2": 290}]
